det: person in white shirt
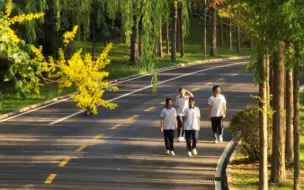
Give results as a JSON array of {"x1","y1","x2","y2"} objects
[
  {"x1": 184, "y1": 97, "x2": 201, "y2": 156},
  {"x1": 160, "y1": 98, "x2": 177, "y2": 156},
  {"x1": 208, "y1": 85, "x2": 227, "y2": 144},
  {"x1": 175, "y1": 88, "x2": 193, "y2": 142}
]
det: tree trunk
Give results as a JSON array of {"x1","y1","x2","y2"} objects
[
  {"x1": 250, "y1": 39, "x2": 254, "y2": 48},
  {"x1": 202, "y1": 2, "x2": 207, "y2": 58},
  {"x1": 269, "y1": 55, "x2": 275, "y2": 107},
  {"x1": 286, "y1": 69, "x2": 294, "y2": 163},
  {"x1": 220, "y1": 17, "x2": 224, "y2": 48},
  {"x1": 130, "y1": 22, "x2": 139, "y2": 64},
  {"x1": 236, "y1": 25, "x2": 241, "y2": 53},
  {"x1": 138, "y1": 19, "x2": 143, "y2": 57},
  {"x1": 166, "y1": 22, "x2": 170, "y2": 55},
  {"x1": 293, "y1": 66, "x2": 300, "y2": 190},
  {"x1": 259, "y1": 55, "x2": 269, "y2": 190},
  {"x1": 158, "y1": 21, "x2": 163, "y2": 58},
  {"x1": 176, "y1": 3, "x2": 181, "y2": 53},
  {"x1": 210, "y1": 7, "x2": 217, "y2": 56},
  {"x1": 179, "y1": 3, "x2": 184, "y2": 57},
  {"x1": 267, "y1": 56, "x2": 271, "y2": 108},
  {"x1": 171, "y1": 1, "x2": 177, "y2": 62},
  {"x1": 229, "y1": 20, "x2": 232, "y2": 51},
  {"x1": 270, "y1": 41, "x2": 286, "y2": 183}
]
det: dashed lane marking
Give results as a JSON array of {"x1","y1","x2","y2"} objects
[
  {"x1": 191, "y1": 87, "x2": 200, "y2": 92},
  {"x1": 75, "y1": 145, "x2": 86, "y2": 152},
  {"x1": 93, "y1": 134, "x2": 104, "y2": 140},
  {"x1": 110, "y1": 124, "x2": 122, "y2": 130},
  {"x1": 44, "y1": 174, "x2": 57, "y2": 184},
  {"x1": 128, "y1": 115, "x2": 139, "y2": 120},
  {"x1": 58, "y1": 157, "x2": 71, "y2": 167},
  {"x1": 144, "y1": 107, "x2": 156, "y2": 112}
]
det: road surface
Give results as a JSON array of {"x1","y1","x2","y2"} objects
[{"x1": 0, "y1": 58, "x2": 259, "y2": 189}]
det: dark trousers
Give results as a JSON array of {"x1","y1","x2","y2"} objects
[
  {"x1": 211, "y1": 117, "x2": 224, "y2": 140},
  {"x1": 177, "y1": 116, "x2": 186, "y2": 137},
  {"x1": 163, "y1": 130, "x2": 174, "y2": 151},
  {"x1": 185, "y1": 130, "x2": 198, "y2": 151}
]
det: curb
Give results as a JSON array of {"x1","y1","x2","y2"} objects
[
  {"x1": 0, "y1": 56, "x2": 249, "y2": 120},
  {"x1": 225, "y1": 141, "x2": 239, "y2": 190},
  {"x1": 215, "y1": 139, "x2": 237, "y2": 190}
]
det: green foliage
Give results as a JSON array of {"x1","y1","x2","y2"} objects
[
  {"x1": 229, "y1": 106, "x2": 272, "y2": 160},
  {"x1": 220, "y1": 0, "x2": 304, "y2": 77}
]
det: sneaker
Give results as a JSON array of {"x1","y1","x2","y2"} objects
[
  {"x1": 182, "y1": 137, "x2": 186, "y2": 142},
  {"x1": 188, "y1": 151, "x2": 192, "y2": 156},
  {"x1": 219, "y1": 135, "x2": 223, "y2": 142},
  {"x1": 165, "y1": 150, "x2": 170, "y2": 155},
  {"x1": 192, "y1": 148, "x2": 198, "y2": 156},
  {"x1": 177, "y1": 137, "x2": 182, "y2": 142},
  {"x1": 170, "y1": 151, "x2": 175, "y2": 156},
  {"x1": 214, "y1": 134, "x2": 218, "y2": 144}
]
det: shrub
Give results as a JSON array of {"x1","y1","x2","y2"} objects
[{"x1": 229, "y1": 106, "x2": 272, "y2": 160}]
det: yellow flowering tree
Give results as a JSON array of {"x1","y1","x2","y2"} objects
[{"x1": 0, "y1": 0, "x2": 118, "y2": 114}]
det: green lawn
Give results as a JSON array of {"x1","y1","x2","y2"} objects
[
  {"x1": 0, "y1": 17, "x2": 251, "y2": 114},
  {"x1": 229, "y1": 92, "x2": 304, "y2": 189},
  {"x1": 0, "y1": 83, "x2": 75, "y2": 114}
]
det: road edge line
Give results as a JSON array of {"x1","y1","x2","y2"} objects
[{"x1": 0, "y1": 56, "x2": 249, "y2": 122}]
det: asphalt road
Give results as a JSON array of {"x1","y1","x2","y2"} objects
[{"x1": 0, "y1": 58, "x2": 262, "y2": 189}]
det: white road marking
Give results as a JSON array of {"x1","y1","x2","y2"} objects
[
  {"x1": 0, "y1": 58, "x2": 248, "y2": 123},
  {"x1": 0, "y1": 98, "x2": 69, "y2": 123},
  {"x1": 215, "y1": 140, "x2": 235, "y2": 190},
  {"x1": 49, "y1": 62, "x2": 247, "y2": 125}
]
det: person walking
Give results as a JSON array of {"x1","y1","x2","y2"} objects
[
  {"x1": 160, "y1": 98, "x2": 177, "y2": 155},
  {"x1": 208, "y1": 85, "x2": 227, "y2": 143},
  {"x1": 175, "y1": 88, "x2": 193, "y2": 142},
  {"x1": 184, "y1": 97, "x2": 201, "y2": 156}
]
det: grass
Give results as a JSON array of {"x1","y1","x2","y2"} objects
[
  {"x1": 229, "y1": 92, "x2": 304, "y2": 189},
  {"x1": 0, "y1": 83, "x2": 75, "y2": 114},
  {"x1": 0, "y1": 17, "x2": 251, "y2": 114}
]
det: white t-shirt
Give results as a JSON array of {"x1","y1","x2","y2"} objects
[
  {"x1": 208, "y1": 94, "x2": 226, "y2": 117},
  {"x1": 184, "y1": 107, "x2": 201, "y2": 130},
  {"x1": 160, "y1": 107, "x2": 177, "y2": 130},
  {"x1": 175, "y1": 95, "x2": 190, "y2": 116}
]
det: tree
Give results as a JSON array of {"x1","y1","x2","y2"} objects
[
  {"x1": 285, "y1": 67, "x2": 294, "y2": 163},
  {"x1": 171, "y1": 0, "x2": 177, "y2": 62},
  {"x1": 166, "y1": 22, "x2": 170, "y2": 55},
  {"x1": 0, "y1": 0, "x2": 117, "y2": 114},
  {"x1": 176, "y1": 2, "x2": 181, "y2": 53},
  {"x1": 178, "y1": 1, "x2": 184, "y2": 57},
  {"x1": 130, "y1": 14, "x2": 140, "y2": 64},
  {"x1": 293, "y1": 65, "x2": 300, "y2": 190},
  {"x1": 258, "y1": 54, "x2": 269, "y2": 190},
  {"x1": 158, "y1": 21, "x2": 163, "y2": 58},
  {"x1": 236, "y1": 25, "x2": 240, "y2": 52},
  {"x1": 228, "y1": 19, "x2": 232, "y2": 50},
  {"x1": 271, "y1": 41, "x2": 286, "y2": 182},
  {"x1": 220, "y1": 17, "x2": 224, "y2": 47},
  {"x1": 220, "y1": 0, "x2": 304, "y2": 187},
  {"x1": 210, "y1": 6, "x2": 217, "y2": 56},
  {"x1": 207, "y1": 0, "x2": 224, "y2": 56}
]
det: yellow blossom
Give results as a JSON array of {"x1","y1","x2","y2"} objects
[
  {"x1": 31, "y1": 45, "x2": 44, "y2": 61},
  {"x1": 63, "y1": 26, "x2": 78, "y2": 47},
  {"x1": 5, "y1": 0, "x2": 13, "y2": 17},
  {"x1": 9, "y1": 12, "x2": 45, "y2": 24},
  {"x1": 6, "y1": 28, "x2": 20, "y2": 43}
]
